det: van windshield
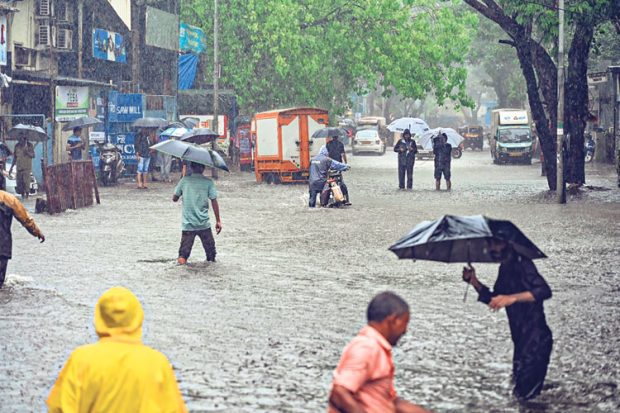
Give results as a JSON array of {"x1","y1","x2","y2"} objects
[{"x1": 498, "y1": 128, "x2": 531, "y2": 143}]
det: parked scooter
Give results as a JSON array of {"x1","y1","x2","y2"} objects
[
  {"x1": 321, "y1": 170, "x2": 349, "y2": 208},
  {"x1": 584, "y1": 133, "x2": 595, "y2": 163},
  {"x1": 97, "y1": 141, "x2": 125, "y2": 186}
]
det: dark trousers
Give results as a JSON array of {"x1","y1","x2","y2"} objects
[
  {"x1": 398, "y1": 161, "x2": 415, "y2": 189},
  {"x1": 512, "y1": 333, "x2": 553, "y2": 400},
  {"x1": 0, "y1": 258, "x2": 8, "y2": 288},
  {"x1": 309, "y1": 184, "x2": 324, "y2": 208},
  {"x1": 179, "y1": 228, "x2": 216, "y2": 262}
]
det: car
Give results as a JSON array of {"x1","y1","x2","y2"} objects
[
  {"x1": 352, "y1": 129, "x2": 386, "y2": 155},
  {"x1": 3, "y1": 161, "x2": 38, "y2": 196}
]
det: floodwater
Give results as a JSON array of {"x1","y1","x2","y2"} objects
[{"x1": 1, "y1": 151, "x2": 619, "y2": 413}]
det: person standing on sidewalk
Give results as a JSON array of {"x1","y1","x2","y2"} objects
[
  {"x1": 0, "y1": 179, "x2": 45, "y2": 289},
  {"x1": 462, "y1": 239, "x2": 553, "y2": 401},
  {"x1": 394, "y1": 129, "x2": 418, "y2": 190},
  {"x1": 173, "y1": 162, "x2": 222, "y2": 264},
  {"x1": 9, "y1": 134, "x2": 35, "y2": 199},
  {"x1": 47, "y1": 287, "x2": 188, "y2": 412},
  {"x1": 134, "y1": 129, "x2": 152, "y2": 189},
  {"x1": 66, "y1": 127, "x2": 85, "y2": 161},
  {"x1": 328, "y1": 291, "x2": 432, "y2": 413}
]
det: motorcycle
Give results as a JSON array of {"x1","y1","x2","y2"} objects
[
  {"x1": 584, "y1": 133, "x2": 595, "y2": 163},
  {"x1": 97, "y1": 141, "x2": 125, "y2": 186},
  {"x1": 321, "y1": 169, "x2": 349, "y2": 208}
]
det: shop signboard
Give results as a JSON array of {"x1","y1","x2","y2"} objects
[
  {"x1": 93, "y1": 28, "x2": 127, "y2": 63},
  {"x1": 145, "y1": 7, "x2": 179, "y2": 51},
  {"x1": 108, "y1": 91, "x2": 143, "y2": 123},
  {"x1": 55, "y1": 86, "x2": 89, "y2": 121}
]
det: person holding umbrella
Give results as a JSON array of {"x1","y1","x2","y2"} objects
[
  {"x1": 134, "y1": 129, "x2": 153, "y2": 189},
  {"x1": 390, "y1": 215, "x2": 552, "y2": 402},
  {"x1": 462, "y1": 240, "x2": 553, "y2": 401},
  {"x1": 433, "y1": 133, "x2": 451, "y2": 191},
  {"x1": 9, "y1": 134, "x2": 35, "y2": 200},
  {"x1": 66, "y1": 127, "x2": 85, "y2": 161},
  {"x1": 393, "y1": 129, "x2": 418, "y2": 190}
]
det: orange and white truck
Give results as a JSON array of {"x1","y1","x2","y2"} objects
[{"x1": 252, "y1": 107, "x2": 328, "y2": 183}]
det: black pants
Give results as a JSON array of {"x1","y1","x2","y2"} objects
[
  {"x1": 512, "y1": 332, "x2": 553, "y2": 400},
  {"x1": 179, "y1": 229, "x2": 216, "y2": 262},
  {"x1": 0, "y1": 258, "x2": 8, "y2": 288},
  {"x1": 398, "y1": 161, "x2": 415, "y2": 189}
]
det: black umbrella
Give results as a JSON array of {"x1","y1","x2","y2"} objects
[
  {"x1": 180, "y1": 128, "x2": 219, "y2": 145},
  {"x1": 7, "y1": 124, "x2": 48, "y2": 142},
  {"x1": 132, "y1": 117, "x2": 168, "y2": 129},
  {"x1": 311, "y1": 127, "x2": 346, "y2": 139},
  {"x1": 62, "y1": 116, "x2": 102, "y2": 131},
  {"x1": 389, "y1": 215, "x2": 547, "y2": 263}
]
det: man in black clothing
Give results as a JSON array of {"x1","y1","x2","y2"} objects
[
  {"x1": 393, "y1": 129, "x2": 417, "y2": 190},
  {"x1": 462, "y1": 240, "x2": 553, "y2": 401},
  {"x1": 433, "y1": 133, "x2": 452, "y2": 191},
  {"x1": 326, "y1": 134, "x2": 347, "y2": 163}
]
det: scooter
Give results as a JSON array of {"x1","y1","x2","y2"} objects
[
  {"x1": 584, "y1": 133, "x2": 595, "y2": 163},
  {"x1": 97, "y1": 141, "x2": 125, "y2": 186},
  {"x1": 321, "y1": 170, "x2": 349, "y2": 208}
]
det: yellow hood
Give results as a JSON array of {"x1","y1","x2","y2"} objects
[{"x1": 94, "y1": 287, "x2": 143, "y2": 341}]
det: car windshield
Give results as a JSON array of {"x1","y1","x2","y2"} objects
[
  {"x1": 356, "y1": 130, "x2": 377, "y2": 139},
  {"x1": 498, "y1": 128, "x2": 531, "y2": 143}
]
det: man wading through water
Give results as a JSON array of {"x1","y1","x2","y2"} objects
[
  {"x1": 463, "y1": 239, "x2": 553, "y2": 401},
  {"x1": 394, "y1": 129, "x2": 417, "y2": 190},
  {"x1": 329, "y1": 292, "x2": 432, "y2": 413},
  {"x1": 173, "y1": 162, "x2": 222, "y2": 265},
  {"x1": 0, "y1": 178, "x2": 45, "y2": 288}
]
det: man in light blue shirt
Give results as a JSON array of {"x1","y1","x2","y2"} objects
[
  {"x1": 66, "y1": 127, "x2": 85, "y2": 161},
  {"x1": 173, "y1": 162, "x2": 222, "y2": 265}
]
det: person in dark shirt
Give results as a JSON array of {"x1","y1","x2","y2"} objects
[
  {"x1": 393, "y1": 129, "x2": 418, "y2": 190},
  {"x1": 326, "y1": 135, "x2": 347, "y2": 163},
  {"x1": 462, "y1": 239, "x2": 553, "y2": 401},
  {"x1": 308, "y1": 146, "x2": 349, "y2": 207},
  {"x1": 433, "y1": 133, "x2": 452, "y2": 191}
]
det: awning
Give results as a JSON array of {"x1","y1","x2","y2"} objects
[{"x1": 11, "y1": 71, "x2": 117, "y2": 88}]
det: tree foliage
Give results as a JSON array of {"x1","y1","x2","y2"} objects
[{"x1": 180, "y1": 0, "x2": 477, "y2": 115}]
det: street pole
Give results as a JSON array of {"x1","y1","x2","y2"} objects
[
  {"x1": 211, "y1": 0, "x2": 219, "y2": 179},
  {"x1": 556, "y1": 0, "x2": 566, "y2": 203}
]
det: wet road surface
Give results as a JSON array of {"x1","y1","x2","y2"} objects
[{"x1": 1, "y1": 151, "x2": 619, "y2": 412}]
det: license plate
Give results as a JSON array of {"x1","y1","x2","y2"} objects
[
  {"x1": 361, "y1": 141, "x2": 371, "y2": 145},
  {"x1": 509, "y1": 152, "x2": 523, "y2": 157}
]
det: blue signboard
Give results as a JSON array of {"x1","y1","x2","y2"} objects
[
  {"x1": 108, "y1": 92, "x2": 143, "y2": 123},
  {"x1": 93, "y1": 28, "x2": 127, "y2": 63},
  {"x1": 90, "y1": 132, "x2": 138, "y2": 167},
  {"x1": 179, "y1": 22, "x2": 206, "y2": 54}
]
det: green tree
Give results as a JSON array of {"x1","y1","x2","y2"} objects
[{"x1": 181, "y1": 0, "x2": 477, "y2": 115}]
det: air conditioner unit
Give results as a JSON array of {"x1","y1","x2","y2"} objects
[
  {"x1": 38, "y1": 0, "x2": 52, "y2": 17},
  {"x1": 37, "y1": 24, "x2": 51, "y2": 46},
  {"x1": 57, "y1": 29, "x2": 72, "y2": 49},
  {"x1": 57, "y1": 3, "x2": 74, "y2": 22}
]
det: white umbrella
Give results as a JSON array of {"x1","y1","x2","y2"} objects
[
  {"x1": 419, "y1": 128, "x2": 464, "y2": 150},
  {"x1": 387, "y1": 117, "x2": 430, "y2": 135}
]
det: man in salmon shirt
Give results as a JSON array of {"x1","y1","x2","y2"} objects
[{"x1": 328, "y1": 291, "x2": 432, "y2": 413}]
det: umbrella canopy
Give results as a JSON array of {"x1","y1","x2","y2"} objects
[
  {"x1": 419, "y1": 128, "x2": 464, "y2": 150},
  {"x1": 180, "y1": 128, "x2": 219, "y2": 145},
  {"x1": 132, "y1": 117, "x2": 168, "y2": 129},
  {"x1": 151, "y1": 139, "x2": 229, "y2": 172},
  {"x1": 159, "y1": 126, "x2": 191, "y2": 139},
  {"x1": 7, "y1": 124, "x2": 47, "y2": 142},
  {"x1": 389, "y1": 215, "x2": 547, "y2": 263},
  {"x1": 62, "y1": 116, "x2": 102, "y2": 131},
  {"x1": 387, "y1": 117, "x2": 430, "y2": 136},
  {"x1": 311, "y1": 127, "x2": 346, "y2": 139}
]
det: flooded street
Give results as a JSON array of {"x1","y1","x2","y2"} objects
[{"x1": 1, "y1": 151, "x2": 619, "y2": 413}]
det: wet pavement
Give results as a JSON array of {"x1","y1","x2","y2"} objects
[{"x1": 1, "y1": 151, "x2": 619, "y2": 412}]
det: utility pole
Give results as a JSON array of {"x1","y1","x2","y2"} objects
[
  {"x1": 556, "y1": 0, "x2": 566, "y2": 203},
  {"x1": 211, "y1": 0, "x2": 219, "y2": 179},
  {"x1": 77, "y1": 0, "x2": 84, "y2": 78}
]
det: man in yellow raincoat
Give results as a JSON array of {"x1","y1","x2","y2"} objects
[{"x1": 47, "y1": 287, "x2": 188, "y2": 413}]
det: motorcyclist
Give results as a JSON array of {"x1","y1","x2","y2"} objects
[
  {"x1": 394, "y1": 129, "x2": 418, "y2": 190},
  {"x1": 309, "y1": 146, "x2": 350, "y2": 208}
]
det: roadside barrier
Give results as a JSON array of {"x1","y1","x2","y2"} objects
[{"x1": 44, "y1": 161, "x2": 100, "y2": 214}]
